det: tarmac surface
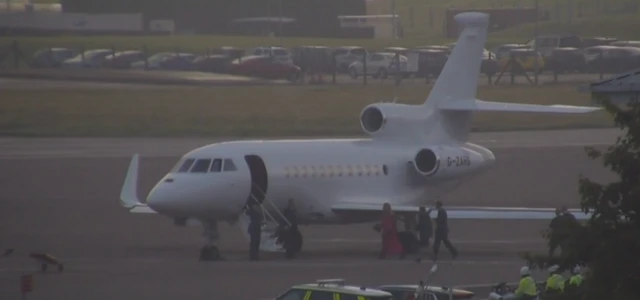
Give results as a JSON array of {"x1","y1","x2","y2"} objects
[{"x1": 0, "y1": 129, "x2": 620, "y2": 300}]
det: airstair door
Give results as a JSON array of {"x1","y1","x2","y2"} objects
[{"x1": 244, "y1": 154, "x2": 268, "y2": 204}]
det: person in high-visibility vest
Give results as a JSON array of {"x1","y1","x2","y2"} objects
[
  {"x1": 509, "y1": 266, "x2": 538, "y2": 300},
  {"x1": 545, "y1": 264, "x2": 565, "y2": 295},
  {"x1": 564, "y1": 265, "x2": 585, "y2": 297}
]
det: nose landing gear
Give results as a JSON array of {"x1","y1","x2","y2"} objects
[{"x1": 199, "y1": 220, "x2": 223, "y2": 261}]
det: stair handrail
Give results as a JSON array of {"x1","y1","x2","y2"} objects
[{"x1": 250, "y1": 183, "x2": 292, "y2": 227}]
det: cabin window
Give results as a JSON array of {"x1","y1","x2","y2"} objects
[
  {"x1": 223, "y1": 159, "x2": 237, "y2": 171},
  {"x1": 177, "y1": 158, "x2": 195, "y2": 173},
  {"x1": 210, "y1": 159, "x2": 222, "y2": 172},
  {"x1": 191, "y1": 159, "x2": 211, "y2": 173}
]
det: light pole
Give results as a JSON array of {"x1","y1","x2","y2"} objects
[
  {"x1": 533, "y1": 0, "x2": 539, "y2": 85},
  {"x1": 279, "y1": 0, "x2": 283, "y2": 46},
  {"x1": 391, "y1": 0, "x2": 396, "y2": 39}
]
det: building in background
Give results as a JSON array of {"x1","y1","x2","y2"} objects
[{"x1": 60, "y1": 0, "x2": 367, "y2": 37}]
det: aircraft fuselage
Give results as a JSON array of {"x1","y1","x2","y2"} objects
[{"x1": 145, "y1": 138, "x2": 496, "y2": 225}]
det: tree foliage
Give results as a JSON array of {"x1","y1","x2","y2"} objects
[{"x1": 524, "y1": 93, "x2": 640, "y2": 300}]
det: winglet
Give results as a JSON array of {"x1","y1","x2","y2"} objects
[{"x1": 120, "y1": 154, "x2": 141, "y2": 208}]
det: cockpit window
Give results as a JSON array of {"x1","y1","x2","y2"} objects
[
  {"x1": 191, "y1": 159, "x2": 212, "y2": 173},
  {"x1": 177, "y1": 158, "x2": 195, "y2": 172},
  {"x1": 210, "y1": 159, "x2": 222, "y2": 172},
  {"x1": 223, "y1": 159, "x2": 237, "y2": 171}
]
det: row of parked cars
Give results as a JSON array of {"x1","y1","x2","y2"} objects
[{"x1": 27, "y1": 35, "x2": 640, "y2": 82}]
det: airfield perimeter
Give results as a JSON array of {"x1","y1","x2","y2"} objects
[{"x1": 0, "y1": 128, "x2": 619, "y2": 300}]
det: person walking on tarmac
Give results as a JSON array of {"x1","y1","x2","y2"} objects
[
  {"x1": 378, "y1": 203, "x2": 405, "y2": 259},
  {"x1": 507, "y1": 266, "x2": 538, "y2": 300},
  {"x1": 416, "y1": 206, "x2": 433, "y2": 248},
  {"x1": 247, "y1": 203, "x2": 263, "y2": 261},
  {"x1": 544, "y1": 264, "x2": 565, "y2": 296},
  {"x1": 281, "y1": 199, "x2": 301, "y2": 259},
  {"x1": 548, "y1": 208, "x2": 563, "y2": 257},
  {"x1": 432, "y1": 201, "x2": 458, "y2": 261}
]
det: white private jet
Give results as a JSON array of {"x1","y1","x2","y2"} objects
[{"x1": 119, "y1": 12, "x2": 599, "y2": 260}]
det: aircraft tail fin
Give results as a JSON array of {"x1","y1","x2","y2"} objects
[
  {"x1": 420, "y1": 12, "x2": 601, "y2": 142},
  {"x1": 423, "y1": 12, "x2": 488, "y2": 111},
  {"x1": 120, "y1": 154, "x2": 156, "y2": 214}
]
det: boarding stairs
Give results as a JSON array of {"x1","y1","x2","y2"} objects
[{"x1": 237, "y1": 185, "x2": 292, "y2": 252}]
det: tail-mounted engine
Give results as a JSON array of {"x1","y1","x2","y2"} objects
[
  {"x1": 409, "y1": 146, "x2": 488, "y2": 181},
  {"x1": 360, "y1": 103, "x2": 426, "y2": 138}
]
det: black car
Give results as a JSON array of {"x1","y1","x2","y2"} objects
[
  {"x1": 377, "y1": 285, "x2": 474, "y2": 300},
  {"x1": 192, "y1": 55, "x2": 233, "y2": 73}
]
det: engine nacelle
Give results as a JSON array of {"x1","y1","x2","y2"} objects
[
  {"x1": 359, "y1": 103, "x2": 425, "y2": 137},
  {"x1": 410, "y1": 146, "x2": 490, "y2": 181}
]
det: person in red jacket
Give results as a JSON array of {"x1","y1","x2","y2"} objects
[{"x1": 378, "y1": 202, "x2": 405, "y2": 259}]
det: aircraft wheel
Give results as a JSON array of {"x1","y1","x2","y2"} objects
[
  {"x1": 58, "y1": 264, "x2": 64, "y2": 272},
  {"x1": 41, "y1": 263, "x2": 47, "y2": 272},
  {"x1": 199, "y1": 245, "x2": 221, "y2": 261}
]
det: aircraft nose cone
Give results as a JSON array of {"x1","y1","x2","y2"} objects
[{"x1": 146, "y1": 184, "x2": 177, "y2": 214}]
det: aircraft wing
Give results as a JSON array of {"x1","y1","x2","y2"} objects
[{"x1": 331, "y1": 203, "x2": 591, "y2": 220}]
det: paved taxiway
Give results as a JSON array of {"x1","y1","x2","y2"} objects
[{"x1": 0, "y1": 129, "x2": 619, "y2": 299}]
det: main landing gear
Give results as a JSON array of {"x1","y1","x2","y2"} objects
[{"x1": 199, "y1": 221, "x2": 223, "y2": 261}]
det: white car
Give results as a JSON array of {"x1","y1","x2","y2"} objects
[
  {"x1": 348, "y1": 52, "x2": 408, "y2": 79},
  {"x1": 333, "y1": 46, "x2": 368, "y2": 72}
]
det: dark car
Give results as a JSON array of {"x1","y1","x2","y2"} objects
[
  {"x1": 192, "y1": 55, "x2": 233, "y2": 73},
  {"x1": 291, "y1": 46, "x2": 333, "y2": 73},
  {"x1": 407, "y1": 49, "x2": 448, "y2": 77},
  {"x1": 229, "y1": 55, "x2": 301, "y2": 82},
  {"x1": 209, "y1": 46, "x2": 245, "y2": 60},
  {"x1": 30, "y1": 47, "x2": 77, "y2": 68},
  {"x1": 101, "y1": 50, "x2": 146, "y2": 69},
  {"x1": 545, "y1": 47, "x2": 587, "y2": 73},
  {"x1": 377, "y1": 285, "x2": 474, "y2": 300},
  {"x1": 585, "y1": 46, "x2": 640, "y2": 74}
]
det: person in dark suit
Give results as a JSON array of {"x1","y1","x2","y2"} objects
[
  {"x1": 247, "y1": 204, "x2": 263, "y2": 261},
  {"x1": 416, "y1": 206, "x2": 433, "y2": 248},
  {"x1": 432, "y1": 201, "x2": 458, "y2": 261},
  {"x1": 281, "y1": 199, "x2": 301, "y2": 259}
]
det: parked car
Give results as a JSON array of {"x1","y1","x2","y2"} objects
[
  {"x1": 291, "y1": 46, "x2": 333, "y2": 73},
  {"x1": 348, "y1": 52, "x2": 408, "y2": 79},
  {"x1": 333, "y1": 46, "x2": 367, "y2": 73},
  {"x1": 229, "y1": 55, "x2": 301, "y2": 82},
  {"x1": 130, "y1": 52, "x2": 196, "y2": 71},
  {"x1": 497, "y1": 48, "x2": 545, "y2": 74},
  {"x1": 101, "y1": 50, "x2": 146, "y2": 69},
  {"x1": 407, "y1": 48, "x2": 448, "y2": 77},
  {"x1": 413, "y1": 45, "x2": 449, "y2": 52},
  {"x1": 491, "y1": 44, "x2": 528, "y2": 60},
  {"x1": 585, "y1": 46, "x2": 640, "y2": 74},
  {"x1": 377, "y1": 284, "x2": 475, "y2": 300},
  {"x1": 544, "y1": 47, "x2": 586, "y2": 73},
  {"x1": 60, "y1": 49, "x2": 112, "y2": 69},
  {"x1": 610, "y1": 40, "x2": 640, "y2": 48},
  {"x1": 525, "y1": 35, "x2": 583, "y2": 58},
  {"x1": 209, "y1": 46, "x2": 245, "y2": 60},
  {"x1": 29, "y1": 47, "x2": 77, "y2": 68},
  {"x1": 192, "y1": 55, "x2": 232, "y2": 73},
  {"x1": 581, "y1": 37, "x2": 618, "y2": 48},
  {"x1": 248, "y1": 46, "x2": 293, "y2": 64}
]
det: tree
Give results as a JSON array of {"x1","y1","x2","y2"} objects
[{"x1": 523, "y1": 93, "x2": 640, "y2": 300}]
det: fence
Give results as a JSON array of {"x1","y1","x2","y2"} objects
[{"x1": 0, "y1": 40, "x2": 630, "y2": 87}]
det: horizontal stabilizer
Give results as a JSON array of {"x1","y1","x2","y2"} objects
[
  {"x1": 120, "y1": 154, "x2": 157, "y2": 214},
  {"x1": 331, "y1": 203, "x2": 591, "y2": 220},
  {"x1": 438, "y1": 99, "x2": 602, "y2": 114}
]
